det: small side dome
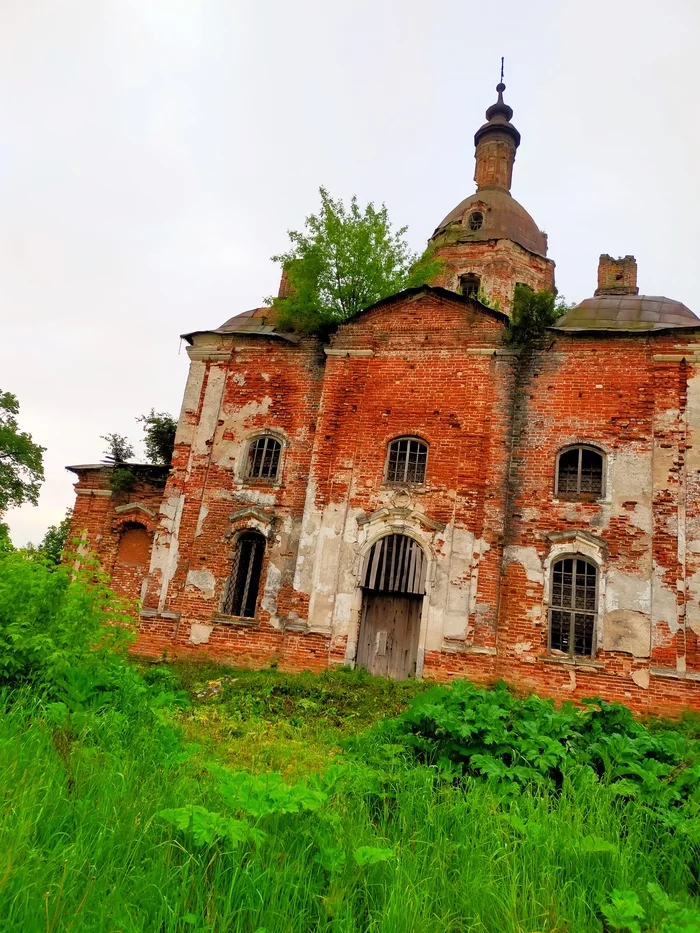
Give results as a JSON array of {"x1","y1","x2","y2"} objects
[
  {"x1": 554, "y1": 295, "x2": 699, "y2": 332},
  {"x1": 430, "y1": 187, "x2": 548, "y2": 257}
]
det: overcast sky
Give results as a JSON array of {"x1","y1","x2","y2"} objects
[{"x1": 2, "y1": 0, "x2": 699, "y2": 545}]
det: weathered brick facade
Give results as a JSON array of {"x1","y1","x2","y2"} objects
[{"x1": 67, "y1": 83, "x2": 700, "y2": 714}]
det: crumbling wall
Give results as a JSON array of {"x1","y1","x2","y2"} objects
[
  {"x1": 137, "y1": 331, "x2": 325, "y2": 664},
  {"x1": 66, "y1": 466, "x2": 166, "y2": 605},
  {"x1": 429, "y1": 236, "x2": 554, "y2": 314}
]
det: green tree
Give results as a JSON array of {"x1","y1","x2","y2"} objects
[
  {"x1": 100, "y1": 433, "x2": 135, "y2": 463},
  {"x1": 137, "y1": 410, "x2": 177, "y2": 466},
  {"x1": 35, "y1": 509, "x2": 74, "y2": 565},
  {"x1": 0, "y1": 391, "x2": 45, "y2": 544},
  {"x1": 267, "y1": 187, "x2": 443, "y2": 334},
  {"x1": 505, "y1": 285, "x2": 571, "y2": 347}
]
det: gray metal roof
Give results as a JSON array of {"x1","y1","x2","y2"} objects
[
  {"x1": 553, "y1": 295, "x2": 699, "y2": 332},
  {"x1": 65, "y1": 462, "x2": 169, "y2": 474},
  {"x1": 181, "y1": 307, "x2": 300, "y2": 344}
]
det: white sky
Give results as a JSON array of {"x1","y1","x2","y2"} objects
[{"x1": 2, "y1": 0, "x2": 699, "y2": 545}]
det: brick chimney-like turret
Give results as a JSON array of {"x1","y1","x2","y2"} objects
[{"x1": 594, "y1": 254, "x2": 638, "y2": 296}]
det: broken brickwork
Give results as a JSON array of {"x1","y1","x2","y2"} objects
[{"x1": 66, "y1": 81, "x2": 700, "y2": 714}]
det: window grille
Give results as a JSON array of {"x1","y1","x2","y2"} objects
[
  {"x1": 385, "y1": 437, "x2": 428, "y2": 484},
  {"x1": 222, "y1": 532, "x2": 265, "y2": 617},
  {"x1": 556, "y1": 446, "x2": 603, "y2": 498},
  {"x1": 246, "y1": 436, "x2": 281, "y2": 480},
  {"x1": 362, "y1": 534, "x2": 426, "y2": 595},
  {"x1": 549, "y1": 557, "x2": 597, "y2": 657}
]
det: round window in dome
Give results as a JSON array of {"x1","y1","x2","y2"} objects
[{"x1": 468, "y1": 211, "x2": 484, "y2": 231}]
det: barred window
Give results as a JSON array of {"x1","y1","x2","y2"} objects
[
  {"x1": 385, "y1": 437, "x2": 428, "y2": 484},
  {"x1": 549, "y1": 557, "x2": 597, "y2": 658},
  {"x1": 246, "y1": 436, "x2": 282, "y2": 481},
  {"x1": 221, "y1": 532, "x2": 265, "y2": 618},
  {"x1": 556, "y1": 446, "x2": 604, "y2": 499}
]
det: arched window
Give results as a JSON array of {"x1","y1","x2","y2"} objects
[
  {"x1": 246, "y1": 436, "x2": 282, "y2": 481},
  {"x1": 549, "y1": 556, "x2": 598, "y2": 657},
  {"x1": 459, "y1": 273, "x2": 481, "y2": 298},
  {"x1": 385, "y1": 437, "x2": 428, "y2": 484},
  {"x1": 222, "y1": 531, "x2": 266, "y2": 618},
  {"x1": 556, "y1": 446, "x2": 604, "y2": 499}
]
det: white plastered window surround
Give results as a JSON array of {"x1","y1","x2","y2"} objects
[
  {"x1": 553, "y1": 442, "x2": 612, "y2": 504},
  {"x1": 542, "y1": 531, "x2": 607, "y2": 660},
  {"x1": 344, "y1": 519, "x2": 438, "y2": 678},
  {"x1": 236, "y1": 430, "x2": 287, "y2": 486},
  {"x1": 216, "y1": 510, "x2": 274, "y2": 621}
]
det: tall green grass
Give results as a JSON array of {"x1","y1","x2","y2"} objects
[
  {"x1": 0, "y1": 551, "x2": 698, "y2": 932},
  {"x1": 0, "y1": 691, "x2": 698, "y2": 933}
]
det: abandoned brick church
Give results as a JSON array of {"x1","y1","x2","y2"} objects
[{"x1": 68, "y1": 82, "x2": 700, "y2": 713}]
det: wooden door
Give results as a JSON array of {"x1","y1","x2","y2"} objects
[{"x1": 356, "y1": 593, "x2": 423, "y2": 679}]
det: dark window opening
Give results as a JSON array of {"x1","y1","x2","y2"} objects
[
  {"x1": 468, "y1": 211, "x2": 484, "y2": 231},
  {"x1": 549, "y1": 556, "x2": 597, "y2": 657},
  {"x1": 459, "y1": 273, "x2": 481, "y2": 298},
  {"x1": 556, "y1": 446, "x2": 604, "y2": 499},
  {"x1": 385, "y1": 437, "x2": 428, "y2": 484},
  {"x1": 246, "y1": 436, "x2": 282, "y2": 480},
  {"x1": 222, "y1": 531, "x2": 265, "y2": 618},
  {"x1": 362, "y1": 533, "x2": 426, "y2": 595}
]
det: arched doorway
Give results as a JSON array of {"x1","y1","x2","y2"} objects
[{"x1": 356, "y1": 533, "x2": 426, "y2": 679}]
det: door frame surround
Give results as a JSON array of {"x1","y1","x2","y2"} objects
[{"x1": 344, "y1": 525, "x2": 436, "y2": 678}]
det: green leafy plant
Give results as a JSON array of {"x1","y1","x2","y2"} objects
[
  {"x1": 601, "y1": 883, "x2": 700, "y2": 932},
  {"x1": 385, "y1": 681, "x2": 700, "y2": 823},
  {"x1": 0, "y1": 389, "x2": 45, "y2": 536},
  {"x1": 100, "y1": 433, "x2": 135, "y2": 463},
  {"x1": 504, "y1": 284, "x2": 571, "y2": 347},
  {"x1": 266, "y1": 186, "x2": 442, "y2": 334},
  {"x1": 137, "y1": 409, "x2": 177, "y2": 466}
]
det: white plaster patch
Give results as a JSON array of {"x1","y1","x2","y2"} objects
[
  {"x1": 503, "y1": 545, "x2": 543, "y2": 585},
  {"x1": 513, "y1": 641, "x2": 532, "y2": 656},
  {"x1": 189, "y1": 623, "x2": 213, "y2": 646},
  {"x1": 605, "y1": 570, "x2": 651, "y2": 614},
  {"x1": 334, "y1": 592, "x2": 354, "y2": 625},
  {"x1": 261, "y1": 561, "x2": 282, "y2": 618},
  {"x1": 195, "y1": 504, "x2": 209, "y2": 537},
  {"x1": 232, "y1": 373, "x2": 246, "y2": 386},
  {"x1": 631, "y1": 669, "x2": 650, "y2": 689},
  {"x1": 186, "y1": 569, "x2": 216, "y2": 598},
  {"x1": 652, "y1": 567, "x2": 680, "y2": 634},
  {"x1": 603, "y1": 610, "x2": 651, "y2": 657}
]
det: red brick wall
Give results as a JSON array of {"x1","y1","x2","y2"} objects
[
  {"x1": 430, "y1": 237, "x2": 555, "y2": 314},
  {"x1": 67, "y1": 466, "x2": 166, "y2": 605},
  {"x1": 67, "y1": 291, "x2": 700, "y2": 715}
]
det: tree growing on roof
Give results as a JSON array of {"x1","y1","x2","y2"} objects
[
  {"x1": 0, "y1": 389, "x2": 45, "y2": 547},
  {"x1": 137, "y1": 410, "x2": 177, "y2": 466},
  {"x1": 504, "y1": 285, "x2": 571, "y2": 347},
  {"x1": 266, "y1": 187, "x2": 443, "y2": 334}
]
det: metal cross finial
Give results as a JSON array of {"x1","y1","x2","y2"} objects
[{"x1": 500, "y1": 57, "x2": 504, "y2": 83}]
